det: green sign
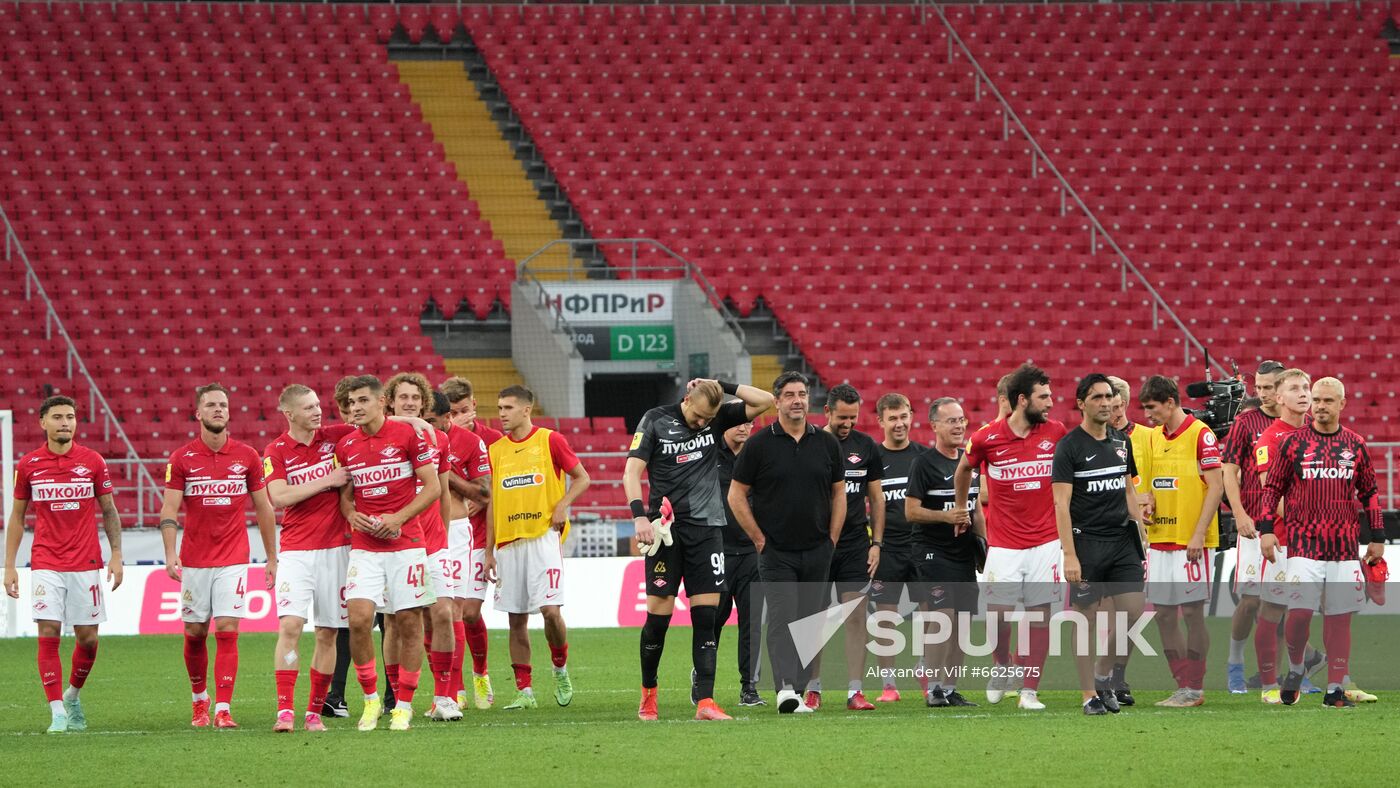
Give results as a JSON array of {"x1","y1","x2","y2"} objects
[{"x1": 611, "y1": 325, "x2": 675, "y2": 361}]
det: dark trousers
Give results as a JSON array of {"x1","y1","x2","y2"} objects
[
  {"x1": 759, "y1": 540, "x2": 835, "y2": 693},
  {"x1": 716, "y1": 549, "x2": 762, "y2": 687}
]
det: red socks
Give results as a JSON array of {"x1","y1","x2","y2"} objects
[
  {"x1": 550, "y1": 643, "x2": 569, "y2": 669},
  {"x1": 1323, "y1": 613, "x2": 1352, "y2": 686},
  {"x1": 37, "y1": 636, "x2": 62, "y2": 702},
  {"x1": 354, "y1": 659, "x2": 379, "y2": 695},
  {"x1": 1285, "y1": 608, "x2": 1313, "y2": 667},
  {"x1": 451, "y1": 621, "x2": 467, "y2": 695},
  {"x1": 465, "y1": 617, "x2": 489, "y2": 675},
  {"x1": 1256, "y1": 620, "x2": 1280, "y2": 685},
  {"x1": 1018, "y1": 627, "x2": 1049, "y2": 691},
  {"x1": 70, "y1": 642, "x2": 97, "y2": 689},
  {"x1": 397, "y1": 669, "x2": 420, "y2": 704},
  {"x1": 385, "y1": 664, "x2": 400, "y2": 698},
  {"x1": 429, "y1": 650, "x2": 453, "y2": 697},
  {"x1": 307, "y1": 668, "x2": 332, "y2": 715},
  {"x1": 512, "y1": 662, "x2": 532, "y2": 691},
  {"x1": 275, "y1": 669, "x2": 297, "y2": 712},
  {"x1": 183, "y1": 634, "x2": 209, "y2": 695},
  {"x1": 214, "y1": 631, "x2": 239, "y2": 706},
  {"x1": 993, "y1": 622, "x2": 1012, "y2": 667}
]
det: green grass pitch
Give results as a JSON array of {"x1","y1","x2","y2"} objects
[{"x1": 2, "y1": 618, "x2": 1394, "y2": 787}]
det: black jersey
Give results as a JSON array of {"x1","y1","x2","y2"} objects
[
  {"x1": 877, "y1": 441, "x2": 926, "y2": 546},
  {"x1": 907, "y1": 446, "x2": 980, "y2": 562},
  {"x1": 1050, "y1": 425, "x2": 1138, "y2": 540},
  {"x1": 629, "y1": 400, "x2": 748, "y2": 527},
  {"x1": 835, "y1": 428, "x2": 882, "y2": 549},
  {"x1": 716, "y1": 439, "x2": 754, "y2": 554}
]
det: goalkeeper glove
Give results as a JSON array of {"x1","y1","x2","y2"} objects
[{"x1": 639, "y1": 496, "x2": 675, "y2": 557}]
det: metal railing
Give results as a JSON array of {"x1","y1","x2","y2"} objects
[
  {"x1": 519, "y1": 238, "x2": 747, "y2": 346},
  {"x1": 931, "y1": 4, "x2": 1232, "y2": 378},
  {"x1": 1, "y1": 203, "x2": 165, "y2": 524}
]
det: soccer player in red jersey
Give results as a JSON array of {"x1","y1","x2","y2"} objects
[
  {"x1": 159, "y1": 383, "x2": 277, "y2": 729},
  {"x1": 5, "y1": 396, "x2": 123, "y2": 734},
  {"x1": 437, "y1": 379, "x2": 494, "y2": 710},
  {"x1": 1217, "y1": 361, "x2": 1286, "y2": 694},
  {"x1": 262, "y1": 384, "x2": 356, "y2": 732},
  {"x1": 336, "y1": 375, "x2": 441, "y2": 732},
  {"x1": 1258, "y1": 377, "x2": 1384, "y2": 708},
  {"x1": 954, "y1": 363, "x2": 1067, "y2": 710},
  {"x1": 445, "y1": 376, "x2": 505, "y2": 449},
  {"x1": 1250, "y1": 367, "x2": 1316, "y2": 702},
  {"x1": 384, "y1": 372, "x2": 460, "y2": 722}
]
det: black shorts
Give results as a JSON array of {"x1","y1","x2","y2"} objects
[
  {"x1": 1070, "y1": 535, "x2": 1146, "y2": 606},
  {"x1": 913, "y1": 547, "x2": 980, "y2": 613},
  {"x1": 871, "y1": 541, "x2": 917, "y2": 605},
  {"x1": 646, "y1": 526, "x2": 726, "y2": 598},
  {"x1": 829, "y1": 540, "x2": 870, "y2": 591}
]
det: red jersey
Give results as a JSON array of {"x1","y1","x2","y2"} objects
[
  {"x1": 469, "y1": 420, "x2": 504, "y2": 449},
  {"x1": 446, "y1": 423, "x2": 492, "y2": 548},
  {"x1": 1259, "y1": 425, "x2": 1383, "y2": 561},
  {"x1": 417, "y1": 428, "x2": 452, "y2": 555},
  {"x1": 335, "y1": 419, "x2": 434, "y2": 553},
  {"x1": 262, "y1": 424, "x2": 355, "y2": 552},
  {"x1": 167, "y1": 437, "x2": 266, "y2": 568},
  {"x1": 1255, "y1": 417, "x2": 1306, "y2": 546},
  {"x1": 13, "y1": 443, "x2": 113, "y2": 572},
  {"x1": 1221, "y1": 407, "x2": 1275, "y2": 520},
  {"x1": 964, "y1": 417, "x2": 1067, "y2": 549}
]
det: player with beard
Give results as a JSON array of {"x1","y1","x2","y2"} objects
[
  {"x1": 869, "y1": 393, "x2": 926, "y2": 703},
  {"x1": 160, "y1": 383, "x2": 278, "y2": 729},
  {"x1": 1138, "y1": 376, "x2": 1224, "y2": 707},
  {"x1": 905, "y1": 397, "x2": 980, "y2": 708},
  {"x1": 955, "y1": 363, "x2": 1066, "y2": 710},
  {"x1": 627, "y1": 378, "x2": 774, "y2": 721},
  {"x1": 805, "y1": 384, "x2": 883, "y2": 711}
]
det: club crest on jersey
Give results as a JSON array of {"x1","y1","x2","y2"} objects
[
  {"x1": 72, "y1": 465, "x2": 91, "y2": 477},
  {"x1": 1038, "y1": 440, "x2": 1055, "y2": 451},
  {"x1": 1341, "y1": 450, "x2": 1355, "y2": 461},
  {"x1": 848, "y1": 454, "x2": 862, "y2": 465},
  {"x1": 319, "y1": 442, "x2": 335, "y2": 453},
  {"x1": 380, "y1": 447, "x2": 401, "y2": 459},
  {"x1": 229, "y1": 463, "x2": 247, "y2": 475}
]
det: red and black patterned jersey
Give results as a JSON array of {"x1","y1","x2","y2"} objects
[
  {"x1": 1258, "y1": 425, "x2": 1384, "y2": 561},
  {"x1": 1221, "y1": 407, "x2": 1274, "y2": 519}
]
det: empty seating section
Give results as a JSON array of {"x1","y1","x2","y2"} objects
[
  {"x1": 0, "y1": 2, "x2": 520, "y2": 457},
  {"x1": 953, "y1": 1, "x2": 1398, "y2": 436},
  {"x1": 462, "y1": 3, "x2": 1400, "y2": 438}
]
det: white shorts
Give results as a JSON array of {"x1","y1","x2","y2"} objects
[
  {"x1": 181, "y1": 565, "x2": 248, "y2": 622},
  {"x1": 448, "y1": 518, "x2": 489, "y2": 601},
  {"x1": 30, "y1": 569, "x2": 106, "y2": 626},
  {"x1": 428, "y1": 549, "x2": 455, "y2": 600},
  {"x1": 493, "y1": 533, "x2": 564, "y2": 615},
  {"x1": 345, "y1": 548, "x2": 434, "y2": 614},
  {"x1": 1284, "y1": 556, "x2": 1365, "y2": 615},
  {"x1": 1145, "y1": 548, "x2": 1214, "y2": 606},
  {"x1": 276, "y1": 546, "x2": 350, "y2": 628},
  {"x1": 1260, "y1": 546, "x2": 1291, "y2": 605},
  {"x1": 982, "y1": 540, "x2": 1063, "y2": 608},
  {"x1": 1235, "y1": 537, "x2": 1263, "y2": 597}
]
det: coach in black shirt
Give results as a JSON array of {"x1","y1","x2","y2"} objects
[{"x1": 729, "y1": 372, "x2": 845, "y2": 713}]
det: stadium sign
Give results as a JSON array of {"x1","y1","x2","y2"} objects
[
  {"x1": 569, "y1": 325, "x2": 675, "y2": 362},
  {"x1": 544, "y1": 282, "x2": 674, "y2": 324}
]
